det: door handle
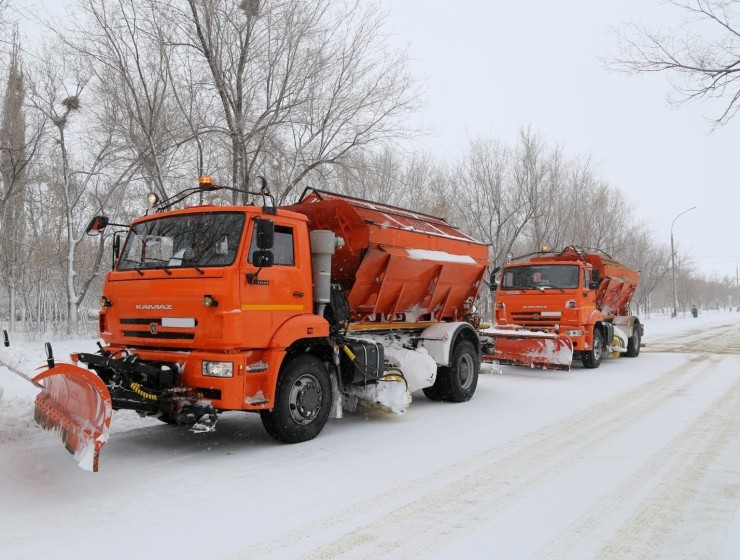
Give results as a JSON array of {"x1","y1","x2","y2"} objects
[{"x1": 293, "y1": 291, "x2": 304, "y2": 297}]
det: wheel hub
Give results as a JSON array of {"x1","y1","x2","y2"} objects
[
  {"x1": 458, "y1": 354, "x2": 474, "y2": 389},
  {"x1": 289, "y1": 375, "x2": 322, "y2": 425}
]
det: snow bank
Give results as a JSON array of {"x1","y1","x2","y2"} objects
[{"x1": 0, "y1": 390, "x2": 37, "y2": 444}]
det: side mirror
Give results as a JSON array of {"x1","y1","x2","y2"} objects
[
  {"x1": 255, "y1": 219, "x2": 274, "y2": 249},
  {"x1": 112, "y1": 233, "x2": 122, "y2": 268},
  {"x1": 253, "y1": 250, "x2": 274, "y2": 268},
  {"x1": 489, "y1": 268, "x2": 499, "y2": 291},
  {"x1": 86, "y1": 215, "x2": 109, "y2": 235},
  {"x1": 589, "y1": 269, "x2": 600, "y2": 290}
]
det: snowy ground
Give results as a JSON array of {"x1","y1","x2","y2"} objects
[{"x1": 1, "y1": 311, "x2": 739, "y2": 560}]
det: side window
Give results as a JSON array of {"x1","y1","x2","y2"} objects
[{"x1": 248, "y1": 224, "x2": 295, "y2": 266}]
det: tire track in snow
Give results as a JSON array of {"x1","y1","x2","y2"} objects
[
  {"x1": 596, "y1": 366, "x2": 740, "y2": 560},
  {"x1": 531, "y1": 355, "x2": 740, "y2": 560},
  {"x1": 645, "y1": 322, "x2": 740, "y2": 354},
  {"x1": 226, "y1": 354, "x2": 716, "y2": 559}
]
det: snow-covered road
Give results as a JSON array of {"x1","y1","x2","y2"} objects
[{"x1": 1, "y1": 311, "x2": 739, "y2": 559}]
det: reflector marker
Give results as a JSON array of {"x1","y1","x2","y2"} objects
[{"x1": 241, "y1": 304, "x2": 304, "y2": 311}]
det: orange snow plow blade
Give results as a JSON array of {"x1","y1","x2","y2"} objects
[
  {"x1": 482, "y1": 330, "x2": 573, "y2": 371},
  {"x1": 33, "y1": 364, "x2": 112, "y2": 472}
]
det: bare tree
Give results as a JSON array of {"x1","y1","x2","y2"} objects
[
  {"x1": 452, "y1": 137, "x2": 528, "y2": 268},
  {"x1": 318, "y1": 147, "x2": 406, "y2": 204},
  {"x1": 328, "y1": 148, "x2": 446, "y2": 217},
  {"x1": 27, "y1": 48, "x2": 136, "y2": 326},
  {"x1": 513, "y1": 128, "x2": 560, "y2": 253},
  {"x1": 0, "y1": 32, "x2": 41, "y2": 330},
  {"x1": 0, "y1": 0, "x2": 8, "y2": 44},
  {"x1": 44, "y1": 0, "x2": 193, "y2": 199},
  {"x1": 612, "y1": 0, "x2": 740, "y2": 127},
  {"x1": 618, "y1": 230, "x2": 671, "y2": 315},
  {"x1": 173, "y1": 0, "x2": 419, "y2": 202}
]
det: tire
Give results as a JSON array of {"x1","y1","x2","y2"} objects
[
  {"x1": 582, "y1": 328, "x2": 603, "y2": 369},
  {"x1": 428, "y1": 340, "x2": 479, "y2": 402},
  {"x1": 422, "y1": 385, "x2": 444, "y2": 401},
  {"x1": 156, "y1": 412, "x2": 179, "y2": 425},
  {"x1": 625, "y1": 323, "x2": 641, "y2": 358},
  {"x1": 260, "y1": 354, "x2": 332, "y2": 443}
]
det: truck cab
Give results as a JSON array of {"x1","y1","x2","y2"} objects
[{"x1": 99, "y1": 204, "x2": 327, "y2": 414}]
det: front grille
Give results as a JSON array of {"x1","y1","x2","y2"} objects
[
  {"x1": 122, "y1": 330, "x2": 195, "y2": 340},
  {"x1": 121, "y1": 318, "x2": 161, "y2": 325},
  {"x1": 510, "y1": 312, "x2": 559, "y2": 328},
  {"x1": 120, "y1": 316, "x2": 196, "y2": 340}
]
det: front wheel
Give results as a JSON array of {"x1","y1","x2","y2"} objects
[
  {"x1": 625, "y1": 324, "x2": 641, "y2": 357},
  {"x1": 260, "y1": 354, "x2": 332, "y2": 443},
  {"x1": 582, "y1": 328, "x2": 603, "y2": 369},
  {"x1": 425, "y1": 340, "x2": 479, "y2": 402}
]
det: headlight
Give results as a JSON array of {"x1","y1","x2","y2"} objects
[
  {"x1": 202, "y1": 361, "x2": 234, "y2": 378},
  {"x1": 566, "y1": 329, "x2": 582, "y2": 337}
]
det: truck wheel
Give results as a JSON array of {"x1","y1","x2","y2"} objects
[
  {"x1": 422, "y1": 385, "x2": 444, "y2": 401},
  {"x1": 582, "y1": 328, "x2": 603, "y2": 369},
  {"x1": 429, "y1": 340, "x2": 479, "y2": 402},
  {"x1": 625, "y1": 324, "x2": 641, "y2": 357},
  {"x1": 260, "y1": 354, "x2": 331, "y2": 443},
  {"x1": 156, "y1": 412, "x2": 178, "y2": 425}
]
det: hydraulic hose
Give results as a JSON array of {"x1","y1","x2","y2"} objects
[{"x1": 129, "y1": 382, "x2": 159, "y2": 401}]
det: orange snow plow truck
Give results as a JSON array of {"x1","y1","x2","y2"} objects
[
  {"x1": 489, "y1": 246, "x2": 643, "y2": 370},
  {"x1": 28, "y1": 178, "x2": 499, "y2": 470}
]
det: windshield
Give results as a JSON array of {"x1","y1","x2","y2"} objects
[
  {"x1": 117, "y1": 212, "x2": 245, "y2": 271},
  {"x1": 501, "y1": 264, "x2": 580, "y2": 290}
]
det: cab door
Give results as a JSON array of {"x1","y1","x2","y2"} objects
[{"x1": 240, "y1": 216, "x2": 311, "y2": 348}]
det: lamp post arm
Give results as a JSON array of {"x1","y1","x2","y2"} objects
[{"x1": 670, "y1": 206, "x2": 696, "y2": 318}]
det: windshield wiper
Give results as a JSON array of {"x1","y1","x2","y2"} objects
[
  {"x1": 141, "y1": 258, "x2": 173, "y2": 275},
  {"x1": 119, "y1": 259, "x2": 145, "y2": 275},
  {"x1": 537, "y1": 286, "x2": 568, "y2": 293}
]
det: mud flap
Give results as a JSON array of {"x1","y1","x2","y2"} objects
[
  {"x1": 483, "y1": 332, "x2": 573, "y2": 371},
  {"x1": 33, "y1": 364, "x2": 112, "y2": 472}
]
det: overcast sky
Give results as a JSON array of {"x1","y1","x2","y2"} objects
[{"x1": 380, "y1": 0, "x2": 740, "y2": 281}]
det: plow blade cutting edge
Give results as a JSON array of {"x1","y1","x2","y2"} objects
[
  {"x1": 483, "y1": 331, "x2": 574, "y2": 371},
  {"x1": 33, "y1": 364, "x2": 112, "y2": 472}
]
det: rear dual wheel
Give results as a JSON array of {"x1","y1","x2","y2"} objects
[
  {"x1": 423, "y1": 340, "x2": 479, "y2": 402},
  {"x1": 625, "y1": 324, "x2": 641, "y2": 357}
]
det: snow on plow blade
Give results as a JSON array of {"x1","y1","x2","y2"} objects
[
  {"x1": 483, "y1": 330, "x2": 573, "y2": 371},
  {"x1": 33, "y1": 364, "x2": 112, "y2": 472}
]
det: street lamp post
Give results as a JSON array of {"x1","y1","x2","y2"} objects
[
  {"x1": 736, "y1": 260, "x2": 739, "y2": 312},
  {"x1": 671, "y1": 206, "x2": 696, "y2": 318}
]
